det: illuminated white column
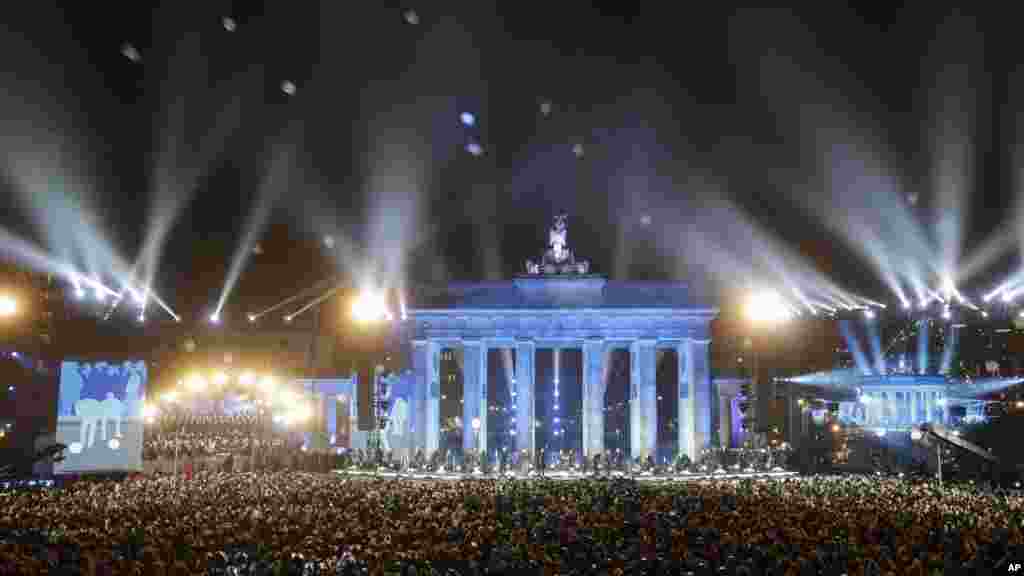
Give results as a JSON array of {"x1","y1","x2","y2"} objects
[
  {"x1": 515, "y1": 341, "x2": 535, "y2": 456},
  {"x1": 629, "y1": 340, "x2": 658, "y2": 461},
  {"x1": 904, "y1": 390, "x2": 912, "y2": 426},
  {"x1": 462, "y1": 341, "x2": 487, "y2": 453},
  {"x1": 412, "y1": 340, "x2": 441, "y2": 454},
  {"x1": 691, "y1": 339, "x2": 713, "y2": 453},
  {"x1": 677, "y1": 340, "x2": 693, "y2": 460},
  {"x1": 582, "y1": 339, "x2": 606, "y2": 458}
]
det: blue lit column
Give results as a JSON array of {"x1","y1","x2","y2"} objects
[
  {"x1": 515, "y1": 340, "x2": 536, "y2": 456},
  {"x1": 677, "y1": 340, "x2": 693, "y2": 461},
  {"x1": 412, "y1": 341, "x2": 428, "y2": 453},
  {"x1": 582, "y1": 339, "x2": 606, "y2": 458},
  {"x1": 462, "y1": 341, "x2": 487, "y2": 453},
  {"x1": 690, "y1": 339, "x2": 712, "y2": 453},
  {"x1": 629, "y1": 340, "x2": 657, "y2": 461},
  {"x1": 411, "y1": 340, "x2": 440, "y2": 454}
]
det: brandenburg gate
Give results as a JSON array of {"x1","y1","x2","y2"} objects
[{"x1": 403, "y1": 215, "x2": 719, "y2": 462}]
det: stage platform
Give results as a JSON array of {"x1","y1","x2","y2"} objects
[{"x1": 332, "y1": 469, "x2": 798, "y2": 482}]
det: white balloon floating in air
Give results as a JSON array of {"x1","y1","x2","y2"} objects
[
  {"x1": 281, "y1": 80, "x2": 296, "y2": 95},
  {"x1": 460, "y1": 112, "x2": 476, "y2": 127},
  {"x1": 572, "y1": 143, "x2": 584, "y2": 158},
  {"x1": 403, "y1": 9, "x2": 419, "y2": 25},
  {"x1": 323, "y1": 235, "x2": 335, "y2": 249},
  {"x1": 121, "y1": 43, "x2": 141, "y2": 62},
  {"x1": 223, "y1": 17, "x2": 237, "y2": 32},
  {"x1": 466, "y1": 141, "x2": 484, "y2": 156},
  {"x1": 640, "y1": 214, "x2": 652, "y2": 226},
  {"x1": 540, "y1": 100, "x2": 552, "y2": 116}
]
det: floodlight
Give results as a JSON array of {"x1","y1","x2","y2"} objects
[
  {"x1": 0, "y1": 295, "x2": 16, "y2": 317},
  {"x1": 1002, "y1": 291, "x2": 1014, "y2": 303},
  {"x1": 137, "y1": 313, "x2": 145, "y2": 323},
  {"x1": 911, "y1": 427, "x2": 923, "y2": 441},
  {"x1": 185, "y1": 374, "x2": 206, "y2": 391},
  {"x1": 863, "y1": 309, "x2": 875, "y2": 320},
  {"x1": 74, "y1": 287, "x2": 86, "y2": 300},
  {"x1": 745, "y1": 290, "x2": 791, "y2": 324},
  {"x1": 875, "y1": 428, "x2": 886, "y2": 437},
  {"x1": 209, "y1": 313, "x2": 220, "y2": 324},
  {"x1": 247, "y1": 314, "x2": 256, "y2": 323},
  {"x1": 942, "y1": 307, "x2": 951, "y2": 320},
  {"x1": 460, "y1": 112, "x2": 476, "y2": 127},
  {"x1": 283, "y1": 315, "x2": 293, "y2": 323},
  {"x1": 94, "y1": 286, "x2": 105, "y2": 302},
  {"x1": 831, "y1": 423, "x2": 840, "y2": 432},
  {"x1": 352, "y1": 289, "x2": 389, "y2": 323},
  {"x1": 902, "y1": 300, "x2": 911, "y2": 310}
]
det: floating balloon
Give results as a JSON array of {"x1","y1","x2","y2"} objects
[
  {"x1": 572, "y1": 143, "x2": 584, "y2": 158},
  {"x1": 323, "y1": 235, "x2": 335, "y2": 249},
  {"x1": 460, "y1": 112, "x2": 476, "y2": 127},
  {"x1": 540, "y1": 100, "x2": 552, "y2": 116},
  {"x1": 403, "y1": 9, "x2": 419, "y2": 25},
  {"x1": 281, "y1": 80, "x2": 296, "y2": 95},
  {"x1": 640, "y1": 214, "x2": 652, "y2": 226},
  {"x1": 223, "y1": 17, "x2": 236, "y2": 32},
  {"x1": 466, "y1": 142, "x2": 484, "y2": 156}
]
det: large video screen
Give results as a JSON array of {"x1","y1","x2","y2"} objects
[{"x1": 54, "y1": 360, "x2": 147, "y2": 474}]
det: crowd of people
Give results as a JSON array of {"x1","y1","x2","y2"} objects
[{"x1": 0, "y1": 472, "x2": 1021, "y2": 574}]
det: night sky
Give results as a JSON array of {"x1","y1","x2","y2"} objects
[{"x1": 0, "y1": 3, "x2": 1019, "y2": 326}]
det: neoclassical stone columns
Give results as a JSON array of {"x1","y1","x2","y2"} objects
[
  {"x1": 582, "y1": 339, "x2": 606, "y2": 458},
  {"x1": 677, "y1": 340, "x2": 693, "y2": 460},
  {"x1": 515, "y1": 341, "x2": 536, "y2": 456},
  {"x1": 629, "y1": 340, "x2": 658, "y2": 461},
  {"x1": 462, "y1": 341, "x2": 488, "y2": 453},
  {"x1": 691, "y1": 339, "x2": 712, "y2": 455},
  {"x1": 412, "y1": 340, "x2": 441, "y2": 454}
]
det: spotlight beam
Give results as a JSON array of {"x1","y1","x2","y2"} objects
[
  {"x1": 286, "y1": 285, "x2": 343, "y2": 320},
  {"x1": 214, "y1": 124, "x2": 300, "y2": 317},
  {"x1": 250, "y1": 276, "x2": 337, "y2": 320}
]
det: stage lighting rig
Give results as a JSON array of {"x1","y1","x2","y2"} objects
[{"x1": 209, "y1": 313, "x2": 221, "y2": 325}]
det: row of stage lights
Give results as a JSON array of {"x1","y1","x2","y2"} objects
[
  {"x1": 756, "y1": 281, "x2": 1024, "y2": 326},
  {"x1": 67, "y1": 274, "x2": 165, "y2": 323},
  {"x1": 146, "y1": 370, "x2": 313, "y2": 426},
  {"x1": 65, "y1": 275, "x2": 395, "y2": 327}
]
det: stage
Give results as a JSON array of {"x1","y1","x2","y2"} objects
[{"x1": 332, "y1": 468, "x2": 798, "y2": 482}]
